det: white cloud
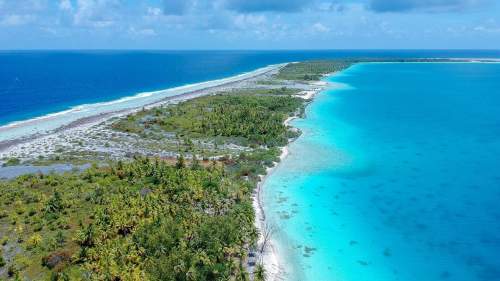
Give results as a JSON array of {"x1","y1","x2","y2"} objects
[
  {"x1": 0, "y1": 0, "x2": 46, "y2": 26},
  {"x1": 73, "y1": 0, "x2": 121, "y2": 28},
  {"x1": 143, "y1": 6, "x2": 166, "y2": 24},
  {"x1": 0, "y1": 0, "x2": 47, "y2": 14},
  {"x1": 317, "y1": 1, "x2": 347, "y2": 12},
  {"x1": 312, "y1": 22, "x2": 330, "y2": 33},
  {"x1": 128, "y1": 27, "x2": 157, "y2": 37},
  {"x1": 40, "y1": 26, "x2": 58, "y2": 35},
  {"x1": 233, "y1": 14, "x2": 266, "y2": 29},
  {"x1": 0, "y1": 14, "x2": 35, "y2": 26},
  {"x1": 59, "y1": 0, "x2": 73, "y2": 12},
  {"x1": 147, "y1": 7, "x2": 163, "y2": 17},
  {"x1": 474, "y1": 25, "x2": 500, "y2": 33}
]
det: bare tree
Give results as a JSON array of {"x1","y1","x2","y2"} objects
[{"x1": 259, "y1": 222, "x2": 276, "y2": 255}]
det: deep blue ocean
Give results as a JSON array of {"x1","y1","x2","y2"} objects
[
  {"x1": 0, "y1": 50, "x2": 499, "y2": 126},
  {"x1": 263, "y1": 62, "x2": 500, "y2": 281}
]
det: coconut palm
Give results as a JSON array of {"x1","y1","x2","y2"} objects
[{"x1": 254, "y1": 263, "x2": 266, "y2": 281}]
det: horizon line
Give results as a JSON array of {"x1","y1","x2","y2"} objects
[{"x1": 1, "y1": 48, "x2": 500, "y2": 52}]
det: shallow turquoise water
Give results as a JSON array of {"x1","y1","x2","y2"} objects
[{"x1": 263, "y1": 63, "x2": 500, "y2": 281}]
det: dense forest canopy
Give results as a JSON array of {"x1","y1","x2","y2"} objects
[
  {"x1": 112, "y1": 90, "x2": 303, "y2": 148},
  {"x1": 276, "y1": 60, "x2": 352, "y2": 81},
  {"x1": 0, "y1": 159, "x2": 258, "y2": 280}
]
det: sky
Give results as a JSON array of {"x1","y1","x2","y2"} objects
[{"x1": 0, "y1": 0, "x2": 499, "y2": 49}]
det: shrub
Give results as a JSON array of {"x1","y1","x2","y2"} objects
[
  {"x1": 14, "y1": 200, "x2": 26, "y2": 215},
  {"x1": 26, "y1": 233, "x2": 42, "y2": 250},
  {"x1": 7, "y1": 264, "x2": 17, "y2": 277},
  {"x1": 44, "y1": 191, "x2": 65, "y2": 218},
  {"x1": 2, "y1": 157, "x2": 21, "y2": 167}
]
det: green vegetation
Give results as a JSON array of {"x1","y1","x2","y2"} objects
[
  {"x1": 2, "y1": 158, "x2": 21, "y2": 167},
  {"x1": 0, "y1": 159, "x2": 260, "y2": 280},
  {"x1": 276, "y1": 60, "x2": 352, "y2": 81},
  {"x1": 0, "y1": 85, "x2": 307, "y2": 280},
  {"x1": 254, "y1": 264, "x2": 266, "y2": 281},
  {"x1": 227, "y1": 87, "x2": 299, "y2": 96},
  {"x1": 0, "y1": 60, "x2": 356, "y2": 280},
  {"x1": 112, "y1": 90, "x2": 303, "y2": 148}
]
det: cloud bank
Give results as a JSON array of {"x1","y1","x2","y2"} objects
[
  {"x1": 0, "y1": 0, "x2": 498, "y2": 49},
  {"x1": 223, "y1": 0, "x2": 309, "y2": 13},
  {"x1": 369, "y1": 0, "x2": 490, "y2": 12}
]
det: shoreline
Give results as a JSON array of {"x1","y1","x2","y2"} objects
[
  {"x1": 252, "y1": 60, "x2": 496, "y2": 280},
  {"x1": 253, "y1": 78, "x2": 330, "y2": 281},
  {"x1": 2, "y1": 58, "x2": 499, "y2": 280},
  {"x1": 0, "y1": 62, "x2": 333, "y2": 279},
  {"x1": 0, "y1": 58, "x2": 491, "y2": 151},
  {"x1": 0, "y1": 63, "x2": 284, "y2": 153},
  {"x1": 251, "y1": 60, "x2": 500, "y2": 281}
]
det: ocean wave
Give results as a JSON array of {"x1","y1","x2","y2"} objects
[{"x1": 0, "y1": 64, "x2": 280, "y2": 138}]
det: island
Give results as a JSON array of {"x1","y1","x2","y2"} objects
[{"x1": 0, "y1": 60, "x2": 349, "y2": 280}]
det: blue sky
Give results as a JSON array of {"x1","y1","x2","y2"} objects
[{"x1": 0, "y1": 0, "x2": 499, "y2": 49}]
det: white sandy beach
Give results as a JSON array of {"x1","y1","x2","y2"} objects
[
  {"x1": 0, "y1": 64, "x2": 285, "y2": 144},
  {"x1": 253, "y1": 126, "x2": 292, "y2": 281},
  {"x1": 0, "y1": 62, "x2": 332, "y2": 281},
  {"x1": 253, "y1": 78, "x2": 332, "y2": 280},
  {"x1": 0, "y1": 64, "x2": 289, "y2": 160}
]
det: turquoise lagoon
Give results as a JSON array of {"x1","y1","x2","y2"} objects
[{"x1": 262, "y1": 62, "x2": 500, "y2": 281}]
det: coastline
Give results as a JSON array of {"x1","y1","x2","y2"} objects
[
  {"x1": 2, "y1": 57, "x2": 500, "y2": 280},
  {"x1": 0, "y1": 58, "x2": 490, "y2": 150},
  {"x1": 253, "y1": 79, "x2": 330, "y2": 281},
  {"x1": 252, "y1": 60, "x2": 497, "y2": 280},
  {"x1": 0, "y1": 60, "x2": 340, "y2": 280},
  {"x1": 0, "y1": 62, "x2": 336, "y2": 279},
  {"x1": 0, "y1": 63, "x2": 284, "y2": 153},
  {"x1": 250, "y1": 61, "x2": 500, "y2": 281},
  {"x1": 1, "y1": 62, "x2": 333, "y2": 279}
]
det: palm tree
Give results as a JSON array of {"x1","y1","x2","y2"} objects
[
  {"x1": 176, "y1": 155, "x2": 186, "y2": 169},
  {"x1": 254, "y1": 263, "x2": 266, "y2": 281}
]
